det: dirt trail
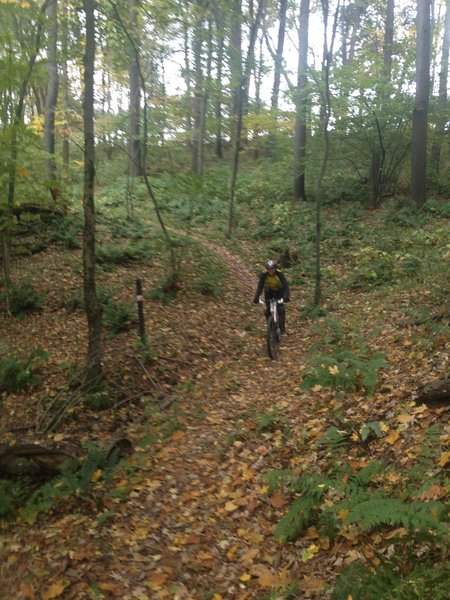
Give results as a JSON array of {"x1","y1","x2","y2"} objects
[{"x1": 1, "y1": 240, "x2": 319, "y2": 600}]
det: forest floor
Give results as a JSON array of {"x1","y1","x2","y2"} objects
[{"x1": 0, "y1": 221, "x2": 449, "y2": 600}]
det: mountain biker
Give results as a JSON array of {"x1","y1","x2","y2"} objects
[{"x1": 253, "y1": 259, "x2": 290, "y2": 334}]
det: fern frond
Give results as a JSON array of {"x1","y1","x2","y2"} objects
[
  {"x1": 264, "y1": 469, "x2": 293, "y2": 494},
  {"x1": 274, "y1": 496, "x2": 316, "y2": 542},
  {"x1": 347, "y1": 497, "x2": 447, "y2": 536}
]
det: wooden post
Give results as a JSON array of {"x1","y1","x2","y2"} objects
[{"x1": 136, "y1": 278, "x2": 146, "y2": 343}]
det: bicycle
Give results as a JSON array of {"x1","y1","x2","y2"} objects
[{"x1": 260, "y1": 298, "x2": 284, "y2": 359}]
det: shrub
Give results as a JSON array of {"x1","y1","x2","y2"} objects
[
  {"x1": 0, "y1": 348, "x2": 49, "y2": 393},
  {"x1": 102, "y1": 301, "x2": 134, "y2": 337},
  {"x1": 301, "y1": 348, "x2": 387, "y2": 393},
  {"x1": 5, "y1": 280, "x2": 44, "y2": 315}
]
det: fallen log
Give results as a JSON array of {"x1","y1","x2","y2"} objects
[
  {"x1": 0, "y1": 437, "x2": 133, "y2": 478},
  {"x1": 415, "y1": 378, "x2": 450, "y2": 407}
]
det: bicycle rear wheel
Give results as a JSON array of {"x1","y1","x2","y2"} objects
[{"x1": 266, "y1": 316, "x2": 280, "y2": 359}]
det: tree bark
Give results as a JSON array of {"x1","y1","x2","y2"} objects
[
  {"x1": 44, "y1": 0, "x2": 59, "y2": 198},
  {"x1": 82, "y1": 0, "x2": 103, "y2": 387},
  {"x1": 61, "y1": 0, "x2": 70, "y2": 166},
  {"x1": 369, "y1": 0, "x2": 394, "y2": 205},
  {"x1": 293, "y1": 0, "x2": 310, "y2": 202},
  {"x1": 430, "y1": 0, "x2": 450, "y2": 175},
  {"x1": 411, "y1": 0, "x2": 431, "y2": 209},
  {"x1": 191, "y1": 0, "x2": 206, "y2": 175},
  {"x1": 128, "y1": 0, "x2": 142, "y2": 177},
  {"x1": 271, "y1": 0, "x2": 287, "y2": 111}
]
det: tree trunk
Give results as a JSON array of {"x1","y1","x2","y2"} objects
[
  {"x1": 369, "y1": 0, "x2": 394, "y2": 205},
  {"x1": 271, "y1": 0, "x2": 287, "y2": 111},
  {"x1": 191, "y1": 0, "x2": 206, "y2": 175},
  {"x1": 61, "y1": 0, "x2": 70, "y2": 166},
  {"x1": 82, "y1": 0, "x2": 103, "y2": 387},
  {"x1": 228, "y1": 0, "x2": 265, "y2": 237},
  {"x1": 129, "y1": 1, "x2": 142, "y2": 177},
  {"x1": 293, "y1": 0, "x2": 310, "y2": 202},
  {"x1": 411, "y1": 0, "x2": 431, "y2": 208},
  {"x1": 213, "y1": 6, "x2": 225, "y2": 159},
  {"x1": 430, "y1": 0, "x2": 450, "y2": 175},
  {"x1": 44, "y1": 0, "x2": 59, "y2": 199}
]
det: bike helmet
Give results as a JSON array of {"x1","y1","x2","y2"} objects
[{"x1": 266, "y1": 259, "x2": 277, "y2": 270}]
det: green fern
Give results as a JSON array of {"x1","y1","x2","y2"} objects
[
  {"x1": 347, "y1": 497, "x2": 447, "y2": 537},
  {"x1": 274, "y1": 496, "x2": 317, "y2": 542},
  {"x1": 264, "y1": 469, "x2": 293, "y2": 494},
  {"x1": 333, "y1": 558, "x2": 450, "y2": 600}
]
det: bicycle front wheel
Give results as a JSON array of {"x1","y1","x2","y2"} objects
[{"x1": 266, "y1": 316, "x2": 280, "y2": 359}]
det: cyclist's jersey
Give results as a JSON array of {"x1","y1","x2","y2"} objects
[
  {"x1": 265, "y1": 273, "x2": 283, "y2": 292},
  {"x1": 254, "y1": 269, "x2": 290, "y2": 301}
]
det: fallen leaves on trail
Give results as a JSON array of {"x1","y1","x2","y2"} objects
[{"x1": 1, "y1": 230, "x2": 449, "y2": 599}]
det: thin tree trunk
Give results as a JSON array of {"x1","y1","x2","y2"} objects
[
  {"x1": 128, "y1": 1, "x2": 142, "y2": 177},
  {"x1": 82, "y1": 0, "x2": 103, "y2": 387},
  {"x1": 227, "y1": 0, "x2": 265, "y2": 237},
  {"x1": 271, "y1": 0, "x2": 287, "y2": 110},
  {"x1": 431, "y1": 0, "x2": 450, "y2": 174},
  {"x1": 61, "y1": 0, "x2": 70, "y2": 166},
  {"x1": 369, "y1": 0, "x2": 394, "y2": 205},
  {"x1": 314, "y1": 0, "x2": 340, "y2": 305},
  {"x1": 44, "y1": 0, "x2": 59, "y2": 199},
  {"x1": 215, "y1": 23, "x2": 225, "y2": 159},
  {"x1": 191, "y1": 0, "x2": 206, "y2": 175},
  {"x1": 293, "y1": 0, "x2": 310, "y2": 202},
  {"x1": 411, "y1": 0, "x2": 431, "y2": 208}
]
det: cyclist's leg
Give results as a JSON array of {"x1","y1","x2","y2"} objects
[
  {"x1": 277, "y1": 292, "x2": 286, "y2": 333},
  {"x1": 264, "y1": 291, "x2": 272, "y2": 320}
]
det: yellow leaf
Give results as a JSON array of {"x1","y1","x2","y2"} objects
[
  {"x1": 398, "y1": 413, "x2": 413, "y2": 424},
  {"x1": 90, "y1": 469, "x2": 102, "y2": 483},
  {"x1": 386, "y1": 430, "x2": 400, "y2": 445},
  {"x1": 53, "y1": 433, "x2": 64, "y2": 442},
  {"x1": 213, "y1": 595, "x2": 223, "y2": 600},
  {"x1": 147, "y1": 572, "x2": 168, "y2": 587},
  {"x1": 240, "y1": 572, "x2": 251, "y2": 582},
  {"x1": 42, "y1": 581, "x2": 69, "y2": 600},
  {"x1": 16, "y1": 165, "x2": 29, "y2": 178},
  {"x1": 240, "y1": 547, "x2": 259, "y2": 563},
  {"x1": 224, "y1": 501, "x2": 238, "y2": 512},
  {"x1": 437, "y1": 451, "x2": 450, "y2": 467},
  {"x1": 312, "y1": 385, "x2": 322, "y2": 392},
  {"x1": 338, "y1": 509, "x2": 349, "y2": 521},
  {"x1": 227, "y1": 544, "x2": 239, "y2": 559},
  {"x1": 380, "y1": 421, "x2": 389, "y2": 432},
  {"x1": 301, "y1": 543, "x2": 319, "y2": 562}
]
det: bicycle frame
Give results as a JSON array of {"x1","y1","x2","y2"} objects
[{"x1": 259, "y1": 298, "x2": 284, "y2": 359}]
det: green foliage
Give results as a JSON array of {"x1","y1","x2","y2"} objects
[
  {"x1": 0, "y1": 444, "x2": 123, "y2": 523},
  {"x1": 360, "y1": 421, "x2": 383, "y2": 442},
  {"x1": 0, "y1": 348, "x2": 48, "y2": 393},
  {"x1": 302, "y1": 348, "x2": 387, "y2": 393},
  {"x1": 334, "y1": 559, "x2": 450, "y2": 600},
  {"x1": 84, "y1": 388, "x2": 114, "y2": 410},
  {"x1": 256, "y1": 410, "x2": 283, "y2": 433},
  {"x1": 303, "y1": 317, "x2": 387, "y2": 393},
  {"x1": 102, "y1": 300, "x2": 134, "y2": 337},
  {"x1": 50, "y1": 214, "x2": 82, "y2": 249},
  {"x1": 96, "y1": 240, "x2": 153, "y2": 265},
  {"x1": 148, "y1": 271, "x2": 180, "y2": 303},
  {"x1": 4, "y1": 280, "x2": 44, "y2": 315}
]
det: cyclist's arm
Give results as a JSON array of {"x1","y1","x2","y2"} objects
[
  {"x1": 278, "y1": 271, "x2": 290, "y2": 301},
  {"x1": 253, "y1": 273, "x2": 265, "y2": 301}
]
